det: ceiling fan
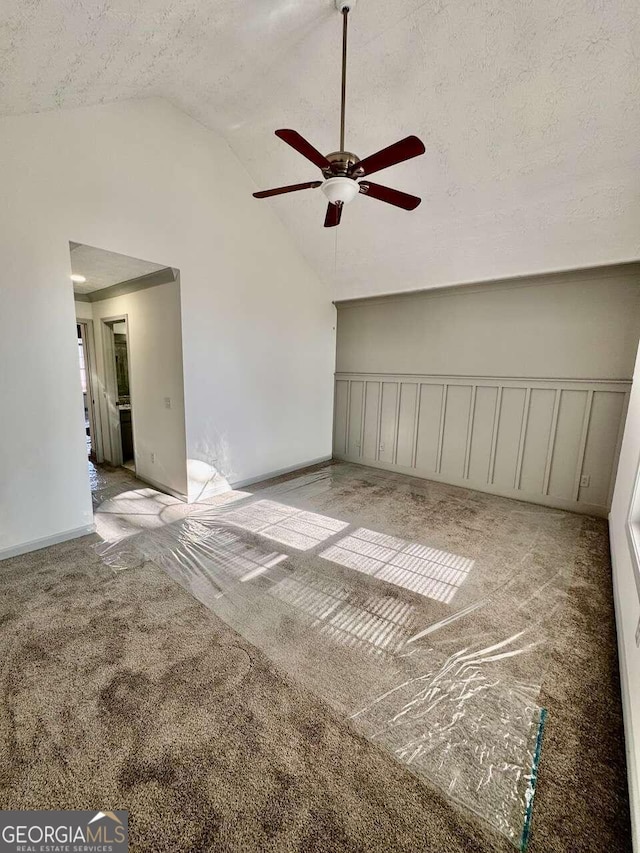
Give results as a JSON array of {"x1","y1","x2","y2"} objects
[{"x1": 253, "y1": 0, "x2": 426, "y2": 228}]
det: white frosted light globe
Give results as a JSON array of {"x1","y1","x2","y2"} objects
[{"x1": 321, "y1": 176, "x2": 360, "y2": 207}]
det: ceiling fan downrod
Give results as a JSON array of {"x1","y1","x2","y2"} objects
[{"x1": 338, "y1": 0, "x2": 352, "y2": 154}]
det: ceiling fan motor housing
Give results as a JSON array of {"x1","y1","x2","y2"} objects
[
  {"x1": 321, "y1": 176, "x2": 360, "y2": 206},
  {"x1": 324, "y1": 150, "x2": 363, "y2": 177}
]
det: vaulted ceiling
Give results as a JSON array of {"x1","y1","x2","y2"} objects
[
  {"x1": 2, "y1": 0, "x2": 639, "y2": 297},
  {"x1": 70, "y1": 243, "x2": 167, "y2": 293}
]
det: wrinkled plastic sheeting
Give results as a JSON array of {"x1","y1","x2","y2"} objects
[
  {"x1": 89, "y1": 461, "x2": 139, "y2": 509},
  {"x1": 95, "y1": 464, "x2": 579, "y2": 848}
]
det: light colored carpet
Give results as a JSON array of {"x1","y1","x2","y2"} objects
[{"x1": 0, "y1": 462, "x2": 631, "y2": 852}]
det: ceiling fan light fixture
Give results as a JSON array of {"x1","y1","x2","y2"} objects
[{"x1": 321, "y1": 176, "x2": 359, "y2": 206}]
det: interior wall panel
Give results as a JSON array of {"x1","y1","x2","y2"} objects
[
  {"x1": 518, "y1": 389, "x2": 556, "y2": 494},
  {"x1": 547, "y1": 390, "x2": 589, "y2": 501},
  {"x1": 415, "y1": 384, "x2": 444, "y2": 474},
  {"x1": 333, "y1": 373, "x2": 629, "y2": 517},
  {"x1": 333, "y1": 380, "x2": 349, "y2": 457},
  {"x1": 492, "y1": 387, "x2": 527, "y2": 489},
  {"x1": 379, "y1": 382, "x2": 398, "y2": 464},
  {"x1": 579, "y1": 391, "x2": 627, "y2": 506},
  {"x1": 334, "y1": 268, "x2": 639, "y2": 515},
  {"x1": 467, "y1": 386, "x2": 498, "y2": 484},
  {"x1": 396, "y1": 383, "x2": 418, "y2": 468},
  {"x1": 335, "y1": 269, "x2": 640, "y2": 380},
  {"x1": 347, "y1": 381, "x2": 364, "y2": 458},
  {"x1": 440, "y1": 385, "x2": 473, "y2": 479},
  {"x1": 362, "y1": 382, "x2": 380, "y2": 462}
]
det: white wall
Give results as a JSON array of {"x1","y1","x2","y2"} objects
[
  {"x1": 79, "y1": 279, "x2": 189, "y2": 499},
  {"x1": 610, "y1": 342, "x2": 640, "y2": 848},
  {"x1": 334, "y1": 267, "x2": 639, "y2": 516},
  {"x1": 336, "y1": 267, "x2": 640, "y2": 379},
  {"x1": 75, "y1": 300, "x2": 94, "y2": 321},
  {"x1": 0, "y1": 97, "x2": 335, "y2": 557}
]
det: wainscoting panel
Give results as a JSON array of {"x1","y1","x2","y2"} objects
[
  {"x1": 579, "y1": 390, "x2": 627, "y2": 507},
  {"x1": 333, "y1": 374, "x2": 630, "y2": 516},
  {"x1": 468, "y1": 386, "x2": 498, "y2": 484},
  {"x1": 362, "y1": 381, "x2": 380, "y2": 462},
  {"x1": 492, "y1": 387, "x2": 527, "y2": 490},
  {"x1": 333, "y1": 379, "x2": 349, "y2": 456},
  {"x1": 440, "y1": 385, "x2": 472, "y2": 480},
  {"x1": 547, "y1": 390, "x2": 589, "y2": 501},
  {"x1": 396, "y1": 383, "x2": 418, "y2": 468},
  {"x1": 379, "y1": 382, "x2": 398, "y2": 464},
  {"x1": 347, "y1": 380, "x2": 364, "y2": 458},
  {"x1": 415, "y1": 383, "x2": 444, "y2": 474},
  {"x1": 519, "y1": 388, "x2": 556, "y2": 494}
]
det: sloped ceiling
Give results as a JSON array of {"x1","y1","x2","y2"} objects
[
  {"x1": 70, "y1": 243, "x2": 167, "y2": 294},
  {"x1": 2, "y1": 0, "x2": 639, "y2": 298}
]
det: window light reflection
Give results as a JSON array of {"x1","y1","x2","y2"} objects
[
  {"x1": 320, "y1": 528, "x2": 474, "y2": 604},
  {"x1": 271, "y1": 570, "x2": 413, "y2": 655},
  {"x1": 221, "y1": 499, "x2": 349, "y2": 550}
]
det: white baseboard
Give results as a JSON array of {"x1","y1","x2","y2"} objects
[
  {"x1": 134, "y1": 473, "x2": 188, "y2": 503},
  {"x1": 0, "y1": 524, "x2": 96, "y2": 562},
  {"x1": 185, "y1": 456, "x2": 333, "y2": 504},
  {"x1": 230, "y1": 455, "x2": 333, "y2": 490},
  {"x1": 609, "y1": 530, "x2": 640, "y2": 853},
  {"x1": 119, "y1": 457, "x2": 334, "y2": 505}
]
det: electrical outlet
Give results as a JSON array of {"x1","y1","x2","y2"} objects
[
  {"x1": 580, "y1": 474, "x2": 590, "y2": 488},
  {"x1": 151, "y1": 452, "x2": 156, "y2": 464},
  {"x1": 636, "y1": 616, "x2": 640, "y2": 648},
  {"x1": 164, "y1": 397, "x2": 172, "y2": 410},
  {"x1": 379, "y1": 443, "x2": 385, "y2": 453}
]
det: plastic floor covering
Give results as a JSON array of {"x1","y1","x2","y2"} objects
[{"x1": 95, "y1": 462, "x2": 584, "y2": 849}]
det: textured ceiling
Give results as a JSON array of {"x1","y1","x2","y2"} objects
[
  {"x1": 70, "y1": 243, "x2": 167, "y2": 293},
  {"x1": 3, "y1": 0, "x2": 640, "y2": 297}
]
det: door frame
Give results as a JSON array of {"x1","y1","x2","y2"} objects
[
  {"x1": 100, "y1": 314, "x2": 135, "y2": 470},
  {"x1": 76, "y1": 317, "x2": 104, "y2": 464}
]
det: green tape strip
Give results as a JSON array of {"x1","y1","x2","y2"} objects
[{"x1": 520, "y1": 707, "x2": 547, "y2": 851}]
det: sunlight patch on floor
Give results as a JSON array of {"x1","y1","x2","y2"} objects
[
  {"x1": 270, "y1": 569, "x2": 414, "y2": 655},
  {"x1": 221, "y1": 499, "x2": 349, "y2": 550},
  {"x1": 320, "y1": 527, "x2": 474, "y2": 604}
]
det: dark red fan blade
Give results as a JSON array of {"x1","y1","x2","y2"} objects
[
  {"x1": 275, "y1": 129, "x2": 331, "y2": 171},
  {"x1": 353, "y1": 135, "x2": 425, "y2": 177},
  {"x1": 324, "y1": 202, "x2": 342, "y2": 228},
  {"x1": 359, "y1": 181, "x2": 421, "y2": 210},
  {"x1": 253, "y1": 181, "x2": 322, "y2": 199}
]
